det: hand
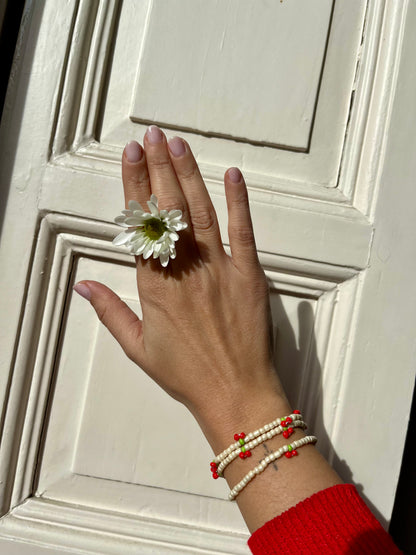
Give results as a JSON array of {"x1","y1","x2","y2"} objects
[
  {"x1": 74, "y1": 126, "x2": 342, "y2": 532},
  {"x1": 74, "y1": 126, "x2": 286, "y2": 449}
]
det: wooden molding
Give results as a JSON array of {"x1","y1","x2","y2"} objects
[
  {"x1": 46, "y1": 0, "x2": 407, "y2": 217},
  {"x1": 0, "y1": 213, "x2": 360, "y2": 552}
]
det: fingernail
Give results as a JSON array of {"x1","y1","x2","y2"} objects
[
  {"x1": 125, "y1": 141, "x2": 143, "y2": 163},
  {"x1": 73, "y1": 282, "x2": 91, "y2": 301},
  {"x1": 168, "y1": 136, "x2": 186, "y2": 157},
  {"x1": 228, "y1": 167, "x2": 242, "y2": 183},
  {"x1": 146, "y1": 125, "x2": 163, "y2": 144}
]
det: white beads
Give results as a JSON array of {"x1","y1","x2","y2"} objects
[
  {"x1": 213, "y1": 412, "x2": 304, "y2": 465},
  {"x1": 228, "y1": 435, "x2": 317, "y2": 501},
  {"x1": 215, "y1": 419, "x2": 307, "y2": 476}
]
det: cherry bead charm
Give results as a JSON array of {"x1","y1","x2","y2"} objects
[
  {"x1": 210, "y1": 461, "x2": 220, "y2": 479},
  {"x1": 211, "y1": 411, "x2": 306, "y2": 484}
]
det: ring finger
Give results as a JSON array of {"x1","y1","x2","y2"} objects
[{"x1": 121, "y1": 140, "x2": 151, "y2": 209}]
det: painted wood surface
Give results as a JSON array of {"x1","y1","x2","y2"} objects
[{"x1": 0, "y1": 0, "x2": 415, "y2": 553}]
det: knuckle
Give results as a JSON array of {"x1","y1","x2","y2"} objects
[
  {"x1": 231, "y1": 188, "x2": 249, "y2": 207},
  {"x1": 124, "y1": 341, "x2": 139, "y2": 363},
  {"x1": 177, "y1": 161, "x2": 198, "y2": 182},
  {"x1": 191, "y1": 206, "x2": 217, "y2": 233},
  {"x1": 256, "y1": 272, "x2": 270, "y2": 295},
  {"x1": 158, "y1": 195, "x2": 187, "y2": 214},
  {"x1": 232, "y1": 224, "x2": 255, "y2": 245},
  {"x1": 126, "y1": 172, "x2": 150, "y2": 189},
  {"x1": 147, "y1": 155, "x2": 171, "y2": 172},
  {"x1": 95, "y1": 303, "x2": 109, "y2": 325}
]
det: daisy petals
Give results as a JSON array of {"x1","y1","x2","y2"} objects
[
  {"x1": 170, "y1": 221, "x2": 188, "y2": 231},
  {"x1": 131, "y1": 241, "x2": 147, "y2": 255},
  {"x1": 160, "y1": 251, "x2": 170, "y2": 267},
  {"x1": 143, "y1": 241, "x2": 154, "y2": 259},
  {"x1": 147, "y1": 200, "x2": 159, "y2": 217},
  {"x1": 153, "y1": 242, "x2": 163, "y2": 258},
  {"x1": 125, "y1": 216, "x2": 145, "y2": 226},
  {"x1": 128, "y1": 200, "x2": 144, "y2": 211},
  {"x1": 113, "y1": 194, "x2": 187, "y2": 267},
  {"x1": 114, "y1": 215, "x2": 128, "y2": 226},
  {"x1": 113, "y1": 230, "x2": 136, "y2": 246}
]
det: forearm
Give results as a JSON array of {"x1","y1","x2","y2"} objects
[{"x1": 193, "y1": 380, "x2": 342, "y2": 533}]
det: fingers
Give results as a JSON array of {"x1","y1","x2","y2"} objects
[
  {"x1": 143, "y1": 126, "x2": 189, "y2": 217},
  {"x1": 73, "y1": 281, "x2": 145, "y2": 365},
  {"x1": 122, "y1": 141, "x2": 151, "y2": 209},
  {"x1": 224, "y1": 168, "x2": 260, "y2": 271},
  {"x1": 121, "y1": 127, "x2": 226, "y2": 264},
  {"x1": 167, "y1": 137, "x2": 223, "y2": 257}
]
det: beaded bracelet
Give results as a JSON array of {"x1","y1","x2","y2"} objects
[
  {"x1": 228, "y1": 435, "x2": 317, "y2": 501},
  {"x1": 215, "y1": 419, "x2": 307, "y2": 477},
  {"x1": 213, "y1": 411, "x2": 303, "y2": 465}
]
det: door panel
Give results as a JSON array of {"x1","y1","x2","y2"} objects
[{"x1": 1, "y1": 0, "x2": 414, "y2": 553}]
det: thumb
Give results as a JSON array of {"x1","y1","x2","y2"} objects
[{"x1": 73, "y1": 280, "x2": 144, "y2": 364}]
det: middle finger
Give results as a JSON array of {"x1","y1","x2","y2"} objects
[{"x1": 144, "y1": 126, "x2": 189, "y2": 218}]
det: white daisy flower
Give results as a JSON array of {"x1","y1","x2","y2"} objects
[{"x1": 112, "y1": 195, "x2": 188, "y2": 267}]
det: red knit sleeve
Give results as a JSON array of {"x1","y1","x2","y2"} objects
[{"x1": 247, "y1": 484, "x2": 401, "y2": 554}]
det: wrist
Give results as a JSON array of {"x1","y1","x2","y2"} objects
[{"x1": 191, "y1": 383, "x2": 293, "y2": 455}]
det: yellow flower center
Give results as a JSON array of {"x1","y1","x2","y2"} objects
[{"x1": 143, "y1": 218, "x2": 166, "y2": 240}]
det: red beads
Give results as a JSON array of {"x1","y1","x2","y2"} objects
[
  {"x1": 211, "y1": 411, "x2": 304, "y2": 482},
  {"x1": 284, "y1": 448, "x2": 298, "y2": 459},
  {"x1": 281, "y1": 416, "x2": 293, "y2": 428},
  {"x1": 210, "y1": 461, "x2": 219, "y2": 479}
]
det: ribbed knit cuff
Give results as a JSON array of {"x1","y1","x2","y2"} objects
[{"x1": 248, "y1": 484, "x2": 401, "y2": 554}]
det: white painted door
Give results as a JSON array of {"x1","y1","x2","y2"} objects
[{"x1": 0, "y1": 1, "x2": 415, "y2": 553}]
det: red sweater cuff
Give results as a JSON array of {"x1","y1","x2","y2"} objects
[{"x1": 248, "y1": 484, "x2": 401, "y2": 554}]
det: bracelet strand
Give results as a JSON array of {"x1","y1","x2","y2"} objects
[
  {"x1": 213, "y1": 411, "x2": 303, "y2": 465},
  {"x1": 228, "y1": 435, "x2": 317, "y2": 501},
  {"x1": 216, "y1": 420, "x2": 307, "y2": 477}
]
